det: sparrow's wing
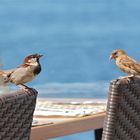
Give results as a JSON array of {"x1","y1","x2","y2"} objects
[
  {"x1": 120, "y1": 55, "x2": 140, "y2": 73},
  {"x1": 9, "y1": 66, "x2": 34, "y2": 84}
]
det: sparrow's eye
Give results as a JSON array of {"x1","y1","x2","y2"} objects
[{"x1": 114, "y1": 52, "x2": 118, "y2": 55}]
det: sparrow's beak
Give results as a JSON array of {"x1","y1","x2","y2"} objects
[
  {"x1": 37, "y1": 54, "x2": 43, "y2": 58},
  {"x1": 109, "y1": 54, "x2": 113, "y2": 60}
]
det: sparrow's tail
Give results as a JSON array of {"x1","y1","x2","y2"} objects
[
  {"x1": 0, "y1": 70, "x2": 4, "y2": 75},
  {"x1": 0, "y1": 69, "x2": 14, "y2": 85},
  {"x1": 0, "y1": 70, "x2": 10, "y2": 92},
  {"x1": 0, "y1": 71, "x2": 8, "y2": 86}
]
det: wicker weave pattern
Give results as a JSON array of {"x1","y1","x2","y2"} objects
[
  {"x1": 0, "y1": 89, "x2": 37, "y2": 140},
  {"x1": 102, "y1": 77, "x2": 140, "y2": 140}
]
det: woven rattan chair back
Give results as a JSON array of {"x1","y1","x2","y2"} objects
[
  {"x1": 0, "y1": 89, "x2": 37, "y2": 140},
  {"x1": 102, "y1": 77, "x2": 140, "y2": 140}
]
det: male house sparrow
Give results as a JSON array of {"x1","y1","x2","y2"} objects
[
  {"x1": 110, "y1": 48, "x2": 140, "y2": 77},
  {"x1": 0, "y1": 53, "x2": 43, "y2": 90}
]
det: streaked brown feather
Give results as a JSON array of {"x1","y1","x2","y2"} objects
[{"x1": 111, "y1": 49, "x2": 140, "y2": 76}]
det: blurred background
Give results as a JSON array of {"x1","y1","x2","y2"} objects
[{"x1": 0, "y1": 0, "x2": 140, "y2": 139}]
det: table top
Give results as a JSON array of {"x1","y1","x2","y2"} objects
[
  {"x1": 31, "y1": 112, "x2": 105, "y2": 140},
  {"x1": 30, "y1": 98, "x2": 106, "y2": 140},
  {"x1": 32, "y1": 98, "x2": 106, "y2": 127}
]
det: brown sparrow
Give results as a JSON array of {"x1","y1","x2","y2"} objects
[
  {"x1": 0, "y1": 53, "x2": 43, "y2": 90},
  {"x1": 110, "y1": 48, "x2": 140, "y2": 77}
]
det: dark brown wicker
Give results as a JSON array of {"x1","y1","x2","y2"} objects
[
  {"x1": 102, "y1": 77, "x2": 140, "y2": 140},
  {"x1": 0, "y1": 88, "x2": 38, "y2": 140}
]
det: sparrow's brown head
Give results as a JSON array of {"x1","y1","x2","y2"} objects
[
  {"x1": 110, "y1": 48, "x2": 126, "y2": 60},
  {"x1": 24, "y1": 53, "x2": 43, "y2": 64}
]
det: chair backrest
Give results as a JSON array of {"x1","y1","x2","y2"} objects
[
  {"x1": 102, "y1": 77, "x2": 140, "y2": 140},
  {"x1": 0, "y1": 89, "x2": 38, "y2": 140}
]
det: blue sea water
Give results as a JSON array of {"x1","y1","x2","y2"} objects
[
  {"x1": 0, "y1": 0, "x2": 140, "y2": 139},
  {"x1": 50, "y1": 131, "x2": 94, "y2": 140}
]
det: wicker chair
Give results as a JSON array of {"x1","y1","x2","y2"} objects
[
  {"x1": 102, "y1": 77, "x2": 140, "y2": 140},
  {"x1": 0, "y1": 88, "x2": 37, "y2": 140}
]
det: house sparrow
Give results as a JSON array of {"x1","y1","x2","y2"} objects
[
  {"x1": 0, "y1": 53, "x2": 43, "y2": 90},
  {"x1": 110, "y1": 48, "x2": 140, "y2": 77}
]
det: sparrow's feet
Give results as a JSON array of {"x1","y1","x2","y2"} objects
[
  {"x1": 118, "y1": 75, "x2": 134, "y2": 82},
  {"x1": 118, "y1": 75, "x2": 134, "y2": 79},
  {"x1": 18, "y1": 84, "x2": 33, "y2": 92}
]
